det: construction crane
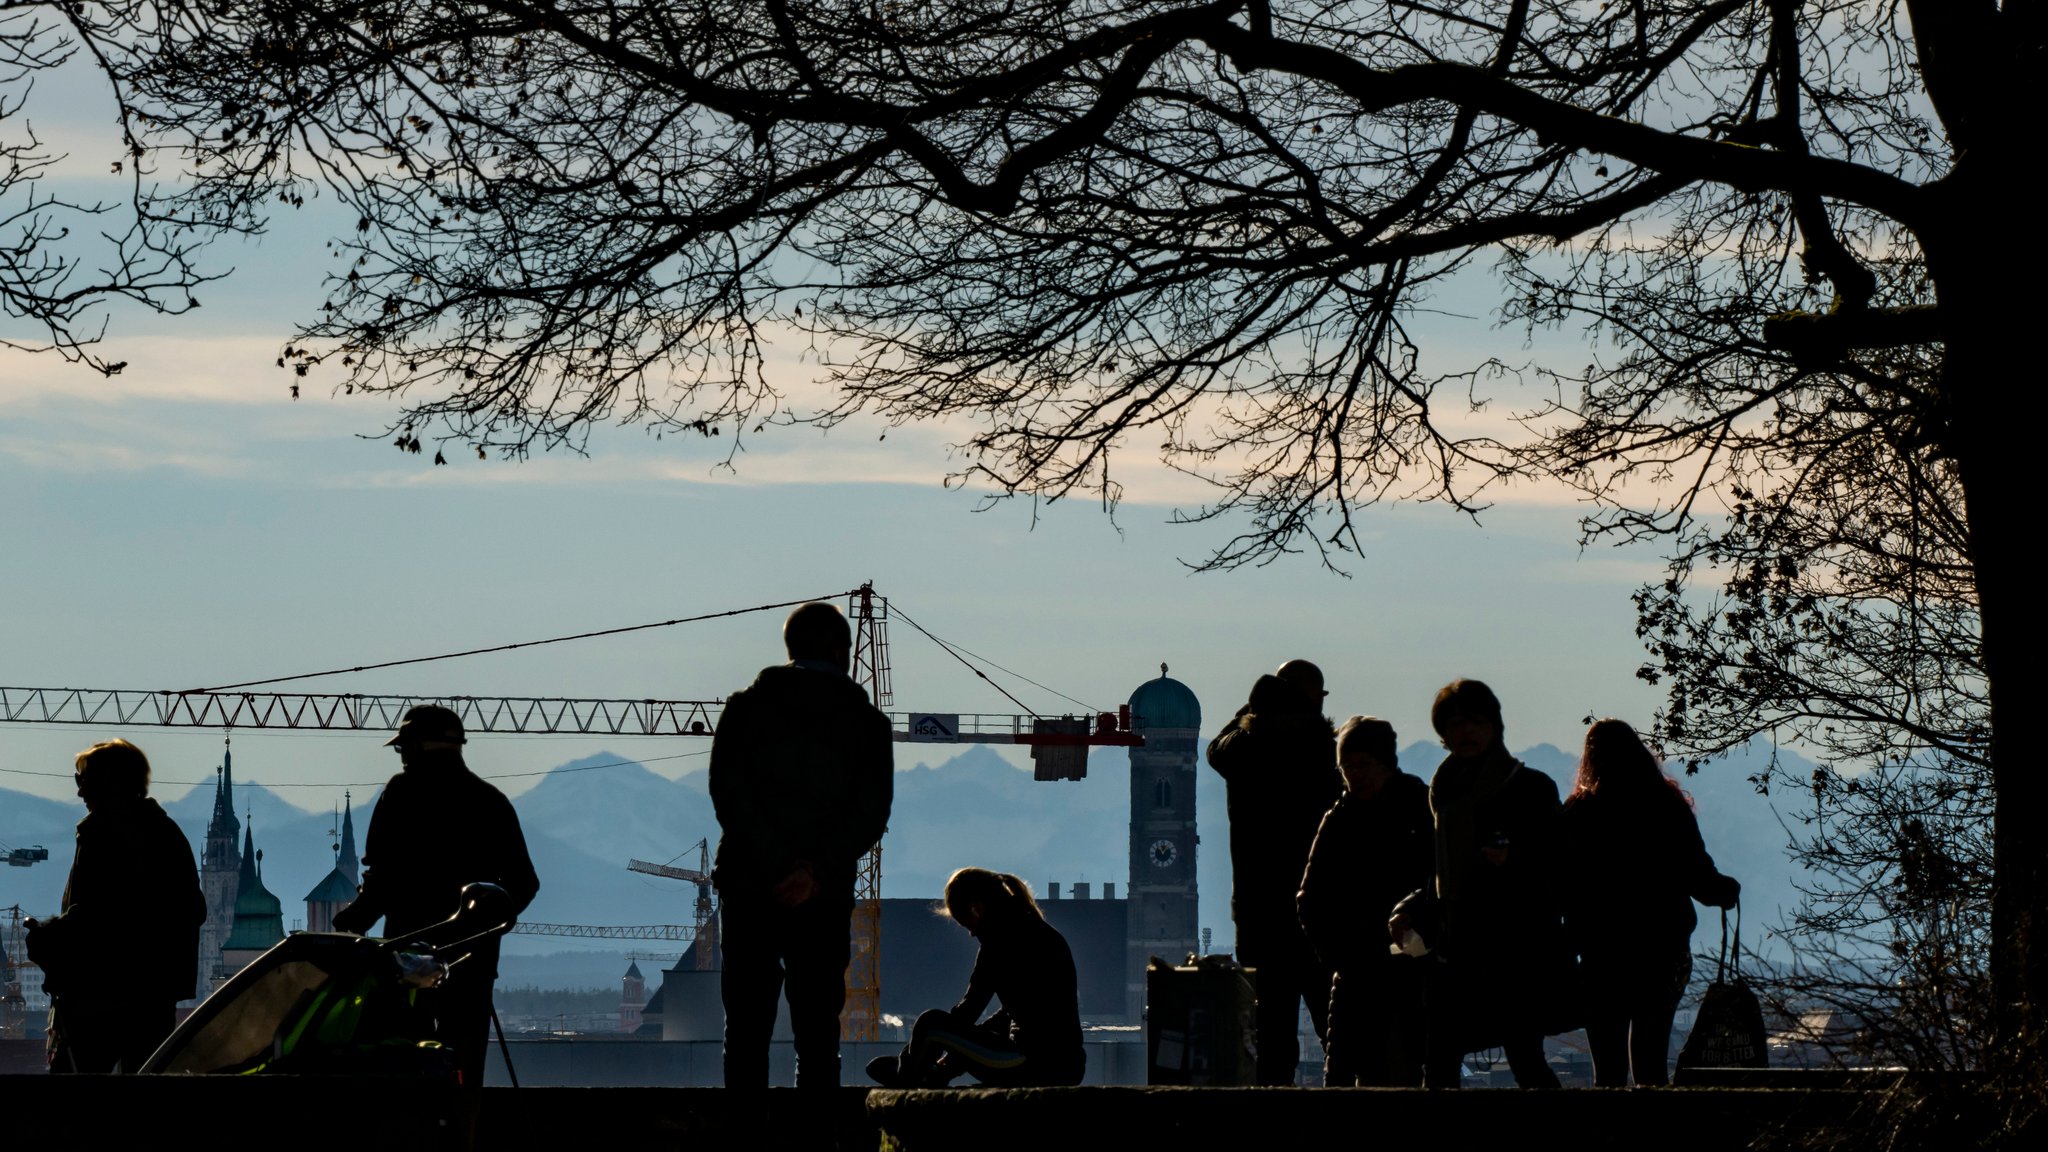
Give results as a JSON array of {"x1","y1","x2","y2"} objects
[
  {"x1": 0, "y1": 583, "x2": 1146, "y2": 1040},
  {"x1": 626, "y1": 839, "x2": 717, "y2": 971},
  {"x1": 2, "y1": 905, "x2": 34, "y2": 1041}
]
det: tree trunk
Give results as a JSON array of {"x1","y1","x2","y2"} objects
[{"x1": 1931, "y1": 165, "x2": 2042, "y2": 1072}]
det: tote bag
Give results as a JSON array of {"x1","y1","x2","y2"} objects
[{"x1": 1677, "y1": 903, "x2": 1768, "y2": 1069}]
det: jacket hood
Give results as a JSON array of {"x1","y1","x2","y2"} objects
[
  {"x1": 1244, "y1": 674, "x2": 1306, "y2": 714},
  {"x1": 1236, "y1": 674, "x2": 1329, "y2": 734}
]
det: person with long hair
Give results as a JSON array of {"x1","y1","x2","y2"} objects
[
  {"x1": 866, "y1": 868, "x2": 1085, "y2": 1087},
  {"x1": 1560, "y1": 718, "x2": 1740, "y2": 1087}
]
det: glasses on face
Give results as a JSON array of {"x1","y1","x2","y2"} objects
[{"x1": 74, "y1": 772, "x2": 86, "y2": 791}]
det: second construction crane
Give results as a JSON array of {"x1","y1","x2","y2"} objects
[{"x1": 627, "y1": 840, "x2": 718, "y2": 971}]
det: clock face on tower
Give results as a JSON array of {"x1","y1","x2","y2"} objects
[{"x1": 1149, "y1": 838, "x2": 1178, "y2": 868}]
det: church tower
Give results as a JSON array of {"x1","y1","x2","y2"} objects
[
  {"x1": 305, "y1": 792, "x2": 363, "y2": 934},
  {"x1": 1124, "y1": 666, "x2": 1201, "y2": 1022},
  {"x1": 621, "y1": 960, "x2": 647, "y2": 1033},
  {"x1": 337, "y1": 792, "x2": 360, "y2": 887},
  {"x1": 221, "y1": 820, "x2": 285, "y2": 981},
  {"x1": 194, "y1": 740, "x2": 242, "y2": 998}
]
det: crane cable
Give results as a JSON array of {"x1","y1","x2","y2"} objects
[
  {"x1": 177, "y1": 590, "x2": 857, "y2": 694},
  {"x1": 887, "y1": 603, "x2": 1042, "y2": 718}
]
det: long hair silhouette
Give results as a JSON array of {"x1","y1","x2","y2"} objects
[{"x1": 1572, "y1": 718, "x2": 1691, "y2": 808}]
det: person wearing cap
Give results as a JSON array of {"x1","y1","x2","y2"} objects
[
  {"x1": 333, "y1": 703, "x2": 539, "y2": 1087},
  {"x1": 711, "y1": 601, "x2": 893, "y2": 1090},
  {"x1": 1206, "y1": 659, "x2": 1342, "y2": 1084}
]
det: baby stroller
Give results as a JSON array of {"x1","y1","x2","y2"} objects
[{"x1": 140, "y1": 882, "x2": 516, "y2": 1077}]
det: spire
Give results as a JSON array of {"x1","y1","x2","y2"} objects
[
  {"x1": 338, "y1": 792, "x2": 360, "y2": 887},
  {"x1": 238, "y1": 819, "x2": 259, "y2": 889},
  {"x1": 210, "y1": 740, "x2": 238, "y2": 827},
  {"x1": 203, "y1": 738, "x2": 241, "y2": 874}
]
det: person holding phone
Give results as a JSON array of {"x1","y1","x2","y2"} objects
[{"x1": 1405, "y1": 679, "x2": 1568, "y2": 1089}]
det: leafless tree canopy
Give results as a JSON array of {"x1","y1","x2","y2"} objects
[
  {"x1": 80, "y1": 3, "x2": 1936, "y2": 547},
  {"x1": 43, "y1": 0, "x2": 2044, "y2": 1065},
  {"x1": 1, "y1": 4, "x2": 225, "y2": 374}
]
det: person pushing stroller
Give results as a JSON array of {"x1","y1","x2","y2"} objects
[{"x1": 332, "y1": 704, "x2": 539, "y2": 1087}]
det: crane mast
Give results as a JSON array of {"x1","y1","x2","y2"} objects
[{"x1": 846, "y1": 585, "x2": 888, "y2": 1042}]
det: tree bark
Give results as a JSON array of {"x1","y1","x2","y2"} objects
[{"x1": 1930, "y1": 157, "x2": 2041, "y2": 1072}]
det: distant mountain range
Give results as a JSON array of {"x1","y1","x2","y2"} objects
[{"x1": 2, "y1": 736, "x2": 1812, "y2": 977}]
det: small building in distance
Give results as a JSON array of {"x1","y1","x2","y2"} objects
[
  {"x1": 621, "y1": 960, "x2": 647, "y2": 1033},
  {"x1": 303, "y1": 794, "x2": 361, "y2": 934}
]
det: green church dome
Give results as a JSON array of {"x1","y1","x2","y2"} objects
[
  {"x1": 1129, "y1": 667, "x2": 1201, "y2": 731},
  {"x1": 223, "y1": 828, "x2": 285, "y2": 952}
]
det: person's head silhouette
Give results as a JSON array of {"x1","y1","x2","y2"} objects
[
  {"x1": 784, "y1": 601, "x2": 853, "y2": 672},
  {"x1": 74, "y1": 739, "x2": 151, "y2": 812},
  {"x1": 384, "y1": 703, "x2": 466, "y2": 769}
]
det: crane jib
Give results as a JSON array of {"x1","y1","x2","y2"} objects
[{"x1": 0, "y1": 688, "x2": 1146, "y2": 746}]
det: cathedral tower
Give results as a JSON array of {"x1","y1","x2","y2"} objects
[
  {"x1": 194, "y1": 740, "x2": 242, "y2": 998},
  {"x1": 1124, "y1": 666, "x2": 1201, "y2": 1022}
]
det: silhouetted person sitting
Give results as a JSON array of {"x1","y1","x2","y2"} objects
[
  {"x1": 867, "y1": 869, "x2": 1086, "y2": 1088},
  {"x1": 1394, "y1": 679, "x2": 1568, "y2": 1089},
  {"x1": 1560, "y1": 719, "x2": 1739, "y2": 1087},
  {"x1": 712, "y1": 601, "x2": 893, "y2": 1089},
  {"x1": 331, "y1": 704, "x2": 539, "y2": 1088},
  {"x1": 1207, "y1": 659, "x2": 1341, "y2": 1085},
  {"x1": 1298, "y1": 716, "x2": 1434, "y2": 1086},
  {"x1": 27, "y1": 739, "x2": 205, "y2": 1073}
]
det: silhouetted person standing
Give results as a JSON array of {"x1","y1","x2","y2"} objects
[
  {"x1": 1207, "y1": 659, "x2": 1341, "y2": 1085},
  {"x1": 1298, "y1": 717, "x2": 1434, "y2": 1085},
  {"x1": 332, "y1": 704, "x2": 539, "y2": 1088},
  {"x1": 712, "y1": 601, "x2": 893, "y2": 1089},
  {"x1": 27, "y1": 740, "x2": 205, "y2": 1073},
  {"x1": 1560, "y1": 719, "x2": 1739, "y2": 1087},
  {"x1": 1402, "y1": 679, "x2": 1567, "y2": 1089},
  {"x1": 866, "y1": 868, "x2": 1085, "y2": 1088}
]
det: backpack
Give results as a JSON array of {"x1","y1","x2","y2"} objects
[{"x1": 1677, "y1": 904, "x2": 1768, "y2": 1069}]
